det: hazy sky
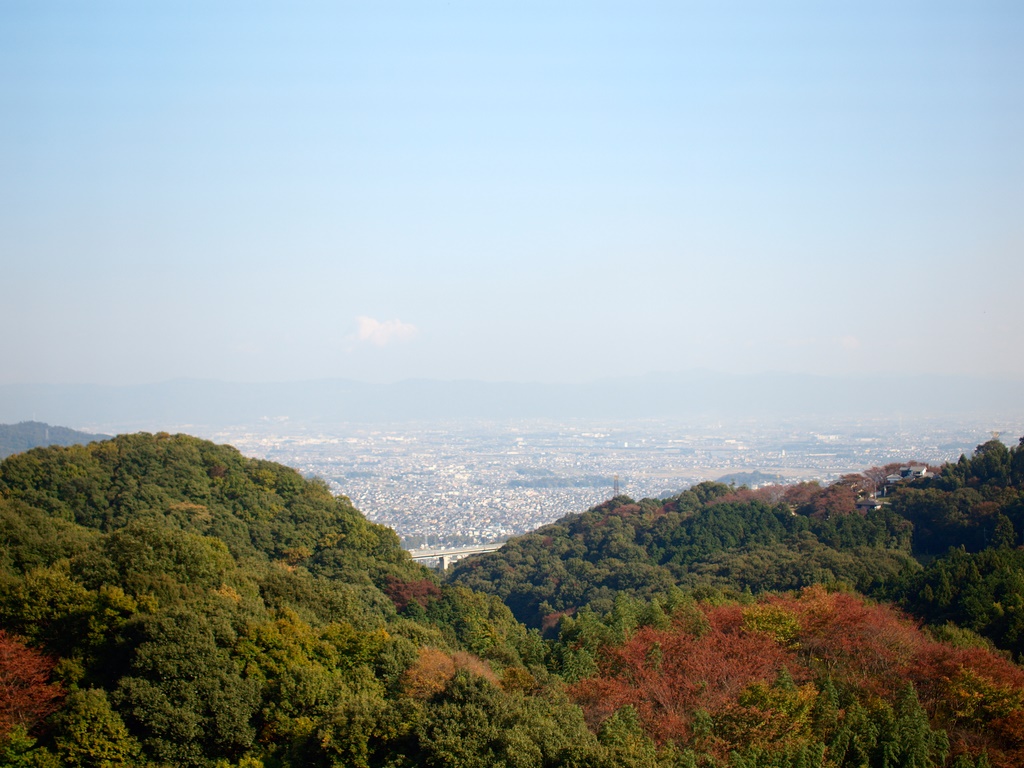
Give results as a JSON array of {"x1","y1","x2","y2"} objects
[{"x1": 3, "y1": 2, "x2": 1022, "y2": 385}]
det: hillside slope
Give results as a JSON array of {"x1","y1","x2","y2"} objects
[
  {"x1": 0, "y1": 433, "x2": 595, "y2": 768},
  {"x1": 449, "y1": 482, "x2": 919, "y2": 630},
  {"x1": 0, "y1": 421, "x2": 108, "y2": 459}
]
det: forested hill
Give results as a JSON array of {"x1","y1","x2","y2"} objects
[
  {"x1": 3, "y1": 432, "x2": 1024, "y2": 767},
  {"x1": 0, "y1": 431, "x2": 406, "y2": 573},
  {"x1": 0, "y1": 433, "x2": 585, "y2": 768},
  {"x1": 449, "y1": 481, "x2": 920, "y2": 631},
  {"x1": 0, "y1": 421, "x2": 108, "y2": 459},
  {"x1": 450, "y1": 438, "x2": 1024, "y2": 649}
]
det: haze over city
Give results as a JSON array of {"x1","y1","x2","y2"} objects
[{"x1": 3, "y1": 2, "x2": 1022, "y2": 390}]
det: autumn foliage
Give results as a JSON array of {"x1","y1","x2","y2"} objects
[
  {"x1": 570, "y1": 587, "x2": 1024, "y2": 766},
  {"x1": 401, "y1": 647, "x2": 498, "y2": 700},
  {"x1": 401, "y1": 647, "x2": 458, "y2": 700},
  {"x1": 0, "y1": 630, "x2": 64, "y2": 739},
  {"x1": 573, "y1": 606, "x2": 792, "y2": 744},
  {"x1": 383, "y1": 576, "x2": 442, "y2": 611}
]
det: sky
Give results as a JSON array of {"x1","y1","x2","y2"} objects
[{"x1": 2, "y1": 1, "x2": 1022, "y2": 386}]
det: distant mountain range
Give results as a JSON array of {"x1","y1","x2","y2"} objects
[
  {"x1": 0, "y1": 421, "x2": 110, "y2": 459},
  {"x1": 0, "y1": 371, "x2": 1019, "y2": 431}
]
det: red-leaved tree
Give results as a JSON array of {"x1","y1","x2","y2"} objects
[
  {"x1": 0, "y1": 630, "x2": 65, "y2": 739},
  {"x1": 571, "y1": 604, "x2": 798, "y2": 756},
  {"x1": 383, "y1": 576, "x2": 442, "y2": 611},
  {"x1": 571, "y1": 588, "x2": 1024, "y2": 767}
]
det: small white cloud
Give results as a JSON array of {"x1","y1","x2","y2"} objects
[
  {"x1": 840, "y1": 335, "x2": 862, "y2": 350},
  {"x1": 354, "y1": 316, "x2": 419, "y2": 347}
]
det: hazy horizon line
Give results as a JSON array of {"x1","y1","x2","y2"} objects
[{"x1": 5, "y1": 368, "x2": 1024, "y2": 389}]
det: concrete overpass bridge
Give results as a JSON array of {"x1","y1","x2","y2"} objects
[{"x1": 408, "y1": 543, "x2": 503, "y2": 570}]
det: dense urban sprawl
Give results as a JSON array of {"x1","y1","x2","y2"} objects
[{"x1": 210, "y1": 417, "x2": 1019, "y2": 549}]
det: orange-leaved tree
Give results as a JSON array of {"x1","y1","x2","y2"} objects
[{"x1": 0, "y1": 629, "x2": 64, "y2": 739}]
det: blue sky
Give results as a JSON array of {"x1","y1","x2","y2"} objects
[{"x1": 2, "y1": 2, "x2": 1022, "y2": 385}]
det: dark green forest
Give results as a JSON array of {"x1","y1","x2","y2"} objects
[{"x1": 2, "y1": 432, "x2": 1024, "y2": 767}]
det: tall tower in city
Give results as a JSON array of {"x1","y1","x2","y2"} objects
[{"x1": 613, "y1": 474, "x2": 619, "y2": 497}]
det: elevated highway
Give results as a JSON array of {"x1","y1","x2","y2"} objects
[{"x1": 408, "y1": 543, "x2": 503, "y2": 570}]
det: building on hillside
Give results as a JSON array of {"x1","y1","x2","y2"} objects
[
  {"x1": 881, "y1": 464, "x2": 932, "y2": 495},
  {"x1": 899, "y1": 465, "x2": 931, "y2": 480},
  {"x1": 855, "y1": 496, "x2": 883, "y2": 514}
]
